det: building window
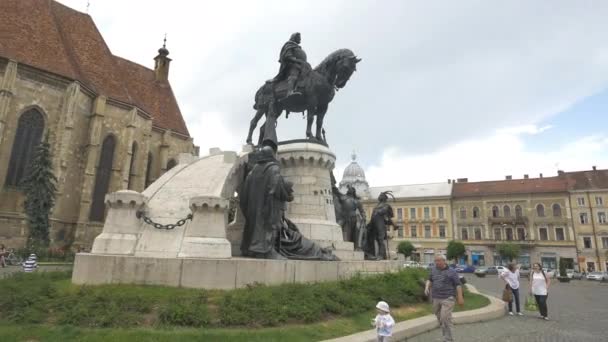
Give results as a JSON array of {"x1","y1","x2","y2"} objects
[
  {"x1": 539, "y1": 228, "x2": 548, "y2": 241},
  {"x1": 536, "y1": 204, "x2": 545, "y2": 217},
  {"x1": 461, "y1": 228, "x2": 469, "y2": 240},
  {"x1": 492, "y1": 206, "x2": 499, "y2": 218},
  {"x1": 494, "y1": 228, "x2": 501, "y2": 240},
  {"x1": 410, "y1": 208, "x2": 416, "y2": 219},
  {"x1": 90, "y1": 135, "x2": 116, "y2": 222},
  {"x1": 397, "y1": 208, "x2": 403, "y2": 220},
  {"x1": 517, "y1": 227, "x2": 525, "y2": 240},
  {"x1": 473, "y1": 207, "x2": 479, "y2": 218},
  {"x1": 580, "y1": 213, "x2": 589, "y2": 224},
  {"x1": 577, "y1": 197, "x2": 585, "y2": 206},
  {"x1": 167, "y1": 158, "x2": 177, "y2": 170},
  {"x1": 555, "y1": 228, "x2": 565, "y2": 241},
  {"x1": 410, "y1": 225, "x2": 417, "y2": 238},
  {"x1": 425, "y1": 225, "x2": 431, "y2": 238},
  {"x1": 438, "y1": 207, "x2": 444, "y2": 219},
  {"x1": 474, "y1": 228, "x2": 482, "y2": 240},
  {"x1": 583, "y1": 237, "x2": 592, "y2": 249},
  {"x1": 460, "y1": 207, "x2": 466, "y2": 219},
  {"x1": 598, "y1": 212, "x2": 606, "y2": 224},
  {"x1": 397, "y1": 226, "x2": 403, "y2": 238},
  {"x1": 424, "y1": 207, "x2": 430, "y2": 219},
  {"x1": 602, "y1": 237, "x2": 608, "y2": 249},
  {"x1": 596, "y1": 196, "x2": 604, "y2": 206},
  {"x1": 506, "y1": 228, "x2": 513, "y2": 241},
  {"x1": 127, "y1": 142, "x2": 138, "y2": 190},
  {"x1": 5, "y1": 108, "x2": 45, "y2": 187},
  {"x1": 145, "y1": 152, "x2": 154, "y2": 188},
  {"x1": 515, "y1": 205, "x2": 523, "y2": 218},
  {"x1": 503, "y1": 205, "x2": 511, "y2": 217},
  {"x1": 552, "y1": 204, "x2": 562, "y2": 217},
  {"x1": 439, "y1": 225, "x2": 446, "y2": 238}
]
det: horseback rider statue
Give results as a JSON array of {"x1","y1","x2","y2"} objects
[
  {"x1": 364, "y1": 191, "x2": 395, "y2": 260},
  {"x1": 246, "y1": 32, "x2": 361, "y2": 145},
  {"x1": 272, "y1": 32, "x2": 311, "y2": 99}
]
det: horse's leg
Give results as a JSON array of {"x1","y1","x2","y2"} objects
[
  {"x1": 315, "y1": 103, "x2": 328, "y2": 140},
  {"x1": 306, "y1": 109, "x2": 314, "y2": 139},
  {"x1": 246, "y1": 108, "x2": 266, "y2": 144}
]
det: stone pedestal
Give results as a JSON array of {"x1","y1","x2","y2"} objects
[
  {"x1": 277, "y1": 141, "x2": 362, "y2": 260},
  {"x1": 178, "y1": 196, "x2": 232, "y2": 258},
  {"x1": 91, "y1": 190, "x2": 147, "y2": 255}
]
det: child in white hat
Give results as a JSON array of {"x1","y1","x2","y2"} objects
[{"x1": 372, "y1": 301, "x2": 395, "y2": 341}]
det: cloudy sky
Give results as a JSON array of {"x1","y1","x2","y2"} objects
[{"x1": 59, "y1": 0, "x2": 608, "y2": 186}]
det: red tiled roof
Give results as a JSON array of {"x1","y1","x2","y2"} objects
[
  {"x1": 565, "y1": 169, "x2": 608, "y2": 190},
  {"x1": 453, "y1": 177, "x2": 570, "y2": 197},
  {"x1": 0, "y1": 0, "x2": 189, "y2": 137}
]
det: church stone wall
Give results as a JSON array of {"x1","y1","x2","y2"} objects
[{"x1": 0, "y1": 60, "x2": 195, "y2": 250}]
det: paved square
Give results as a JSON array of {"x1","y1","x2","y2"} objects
[{"x1": 406, "y1": 274, "x2": 608, "y2": 342}]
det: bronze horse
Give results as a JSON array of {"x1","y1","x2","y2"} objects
[{"x1": 246, "y1": 49, "x2": 361, "y2": 145}]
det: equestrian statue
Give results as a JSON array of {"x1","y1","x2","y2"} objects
[{"x1": 246, "y1": 32, "x2": 361, "y2": 146}]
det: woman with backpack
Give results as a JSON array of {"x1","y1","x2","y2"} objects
[{"x1": 529, "y1": 262, "x2": 551, "y2": 320}]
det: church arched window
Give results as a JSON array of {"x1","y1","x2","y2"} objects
[
  {"x1": 167, "y1": 158, "x2": 177, "y2": 171},
  {"x1": 89, "y1": 135, "x2": 116, "y2": 221},
  {"x1": 127, "y1": 142, "x2": 138, "y2": 190},
  {"x1": 5, "y1": 108, "x2": 45, "y2": 187},
  {"x1": 145, "y1": 152, "x2": 154, "y2": 188}
]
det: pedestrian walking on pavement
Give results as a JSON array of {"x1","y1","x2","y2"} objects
[
  {"x1": 529, "y1": 262, "x2": 550, "y2": 320},
  {"x1": 500, "y1": 263, "x2": 523, "y2": 316},
  {"x1": 425, "y1": 254, "x2": 464, "y2": 342}
]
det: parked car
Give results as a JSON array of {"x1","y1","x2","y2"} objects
[
  {"x1": 586, "y1": 272, "x2": 607, "y2": 281},
  {"x1": 566, "y1": 269, "x2": 583, "y2": 280},
  {"x1": 425, "y1": 263, "x2": 435, "y2": 270},
  {"x1": 544, "y1": 269, "x2": 556, "y2": 278},
  {"x1": 457, "y1": 265, "x2": 476, "y2": 273},
  {"x1": 486, "y1": 266, "x2": 507, "y2": 275},
  {"x1": 403, "y1": 261, "x2": 422, "y2": 268},
  {"x1": 474, "y1": 266, "x2": 487, "y2": 274},
  {"x1": 519, "y1": 266, "x2": 530, "y2": 278}
]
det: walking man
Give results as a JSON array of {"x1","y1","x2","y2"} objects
[{"x1": 425, "y1": 255, "x2": 464, "y2": 342}]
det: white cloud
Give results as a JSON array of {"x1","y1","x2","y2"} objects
[
  {"x1": 362, "y1": 126, "x2": 608, "y2": 186},
  {"x1": 55, "y1": 0, "x2": 608, "y2": 176}
]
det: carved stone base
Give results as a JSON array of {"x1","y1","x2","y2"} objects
[{"x1": 277, "y1": 141, "x2": 363, "y2": 260}]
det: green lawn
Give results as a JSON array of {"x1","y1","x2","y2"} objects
[{"x1": 0, "y1": 270, "x2": 489, "y2": 341}]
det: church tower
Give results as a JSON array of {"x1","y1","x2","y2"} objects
[{"x1": 154, "y1": 36, "x2": 172, "y2": 82}]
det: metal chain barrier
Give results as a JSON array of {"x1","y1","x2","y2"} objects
[{"x1": 136, "y1": 211, "x2": 192, "y2": 230}]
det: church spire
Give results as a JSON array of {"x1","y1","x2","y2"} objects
[{"x1": 154, "y1": 34, "x2": 172, "y2": 82}]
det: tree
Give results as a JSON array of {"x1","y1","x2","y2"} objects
[
  {"x1": 446, "y1": 240, "x2": 466, "y2": 264},
  {"x1": 496, "y1": 243, "x2": 521, "y2": 263},
  {"x1": 397, "y1": 240, "x2": 415, "y2": 258},
  {"x1": 21, "y1": 136, "x2": 57, "y2": 248},
  {"x1": 558, "y1": 258, "x2": 568, "y2": 278}
]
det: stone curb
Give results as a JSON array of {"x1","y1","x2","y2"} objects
[{"x1": 322, "y1": 284, "x2": 505, "y2": 342}]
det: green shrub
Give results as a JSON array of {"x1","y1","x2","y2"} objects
[
  {"x1": 0, "y1": 269, "x2": 428, "y2": 329},
  {"x1": 397, "y1": 241, "x2": 415, "y2": 258}
]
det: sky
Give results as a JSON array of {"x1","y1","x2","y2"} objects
[{"x1": 59, "y1": 0, "x2": 608, "y2": 186}]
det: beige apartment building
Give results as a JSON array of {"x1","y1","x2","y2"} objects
[
  {"x1": 452, "y1": 175, "x2": 577, "y2": 269},
  {"x1": 566, "y1": 169, "x2": 608, "y2": 272},
  {"x1": 366, "y1": 183, "x2": 454, "y2": 265}
]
